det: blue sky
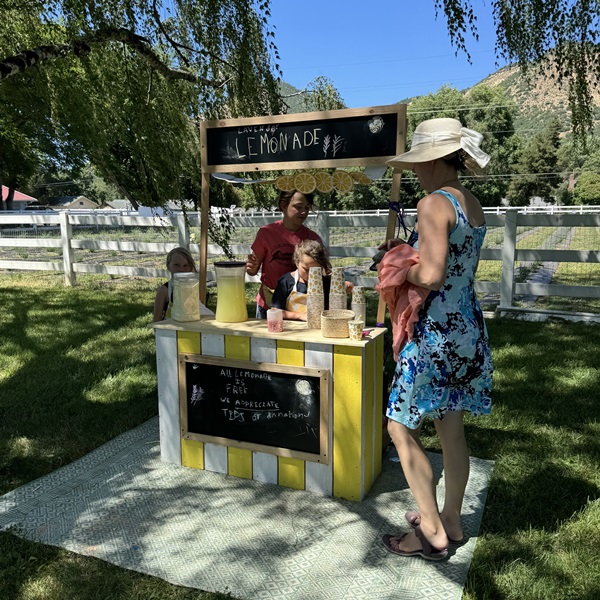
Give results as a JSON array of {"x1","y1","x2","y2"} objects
[{"x1": 269, "y1": 1, "x2": 508, "y2": 108}]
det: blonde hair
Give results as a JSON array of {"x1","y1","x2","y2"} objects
[
  {"x1": 293, "y1": 239, "x2": 331, "y2": 274},
  {"x1": 166, "y1": 247, "x2": 197, "y2": 272}
]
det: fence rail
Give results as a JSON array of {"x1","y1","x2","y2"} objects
[{"x1": 1, "y1": 208, "x2": 599, "y2": 318}]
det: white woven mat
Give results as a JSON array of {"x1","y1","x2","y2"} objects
[{"x1": 0, "y1": 417, "x2": 493, "y2": 600}]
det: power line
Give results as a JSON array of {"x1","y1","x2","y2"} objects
[
  {"x1": 282, "y1": 49, "x2": 498, "y2": 72},
  {"x1": 407, "y1": 104, "x2": 523, "y2": 115}
]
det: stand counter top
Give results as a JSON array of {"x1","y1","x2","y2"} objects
[{"x1": 149, "y1": 317, "x2": 386, "y2": 347}]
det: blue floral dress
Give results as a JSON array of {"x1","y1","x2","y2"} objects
[{"x1": 387, "y1": 190, "x2": 493, "y2": 429}]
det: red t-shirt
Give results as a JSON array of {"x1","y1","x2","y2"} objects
[{"x1": 251, "y1": 220, "x2": 323, "y2": 308}]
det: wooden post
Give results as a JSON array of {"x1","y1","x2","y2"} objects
[
  {"x1": 376, "y1": 172, "x2": 402, "y2": 324},
  {"x1": 375, "y1": 105, "x2": 407, "y2": 324},
  {"x1": 199, "y1": 173, "x2": 210, "y2": 304},
  {"x1": 499, "y1": 209, "x2": 518, "y2": 310},
  {"x1": 315, "y1": 211, "x2": 329, "y2": 248},
  {"x1": 59, "y1": 211, "x2": 75, "y2": 287},
  {"x1": 176, "y1": 213, "x2": 189, "y2": 248}
]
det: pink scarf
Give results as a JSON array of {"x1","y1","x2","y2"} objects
[{"x1": 375, "y1": 245, "x2": 430, "y2": 360}]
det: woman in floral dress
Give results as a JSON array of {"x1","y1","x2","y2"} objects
[{"x1": 380, "y1": 118, "x2": 493, "y2": 561}]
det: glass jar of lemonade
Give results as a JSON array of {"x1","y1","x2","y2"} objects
[
  {"x1": 171, "y1": 272, "x2": 200, "y2": 322},
  {"x1": 214, "y1": 261, "x2": 248, "y2": 323}
]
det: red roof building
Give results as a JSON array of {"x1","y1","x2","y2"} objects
[{"x1": 1, "y1": 185, "x2": 38, "y2": 209}]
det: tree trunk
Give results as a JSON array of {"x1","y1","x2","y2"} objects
[{"x1": 6, "y1": 187, "x2": 15, "y2": 210}]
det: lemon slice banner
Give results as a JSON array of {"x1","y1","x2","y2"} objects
[
  {"x1": 332, "y1": 170, "x2": 354, "y2": 194},
  {"x1": 293, "y1": 173, "x2": 317, "y2": 194},
  {"x1": 276, "y1": 175, "x2": 295, "y2": 192},
  {"x1": 350, "y1": 171, "x2": 372, "y2": 185},
  {"x1": 314, "y1": 172, "x2": 334, "y2": 193}
]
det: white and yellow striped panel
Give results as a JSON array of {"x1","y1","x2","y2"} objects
[{"x1": 169, "y1": 331, "x2": 384, "y2": 501}]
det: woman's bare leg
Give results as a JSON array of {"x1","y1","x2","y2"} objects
[
  {"x1": 387, "y1": 419, "x2": 449, "y2": 551},
  {"x1": 433, "y1": 411, "x2": 469, "y2": 541}
]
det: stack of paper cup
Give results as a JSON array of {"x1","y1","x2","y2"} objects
[
  {"x1": 329, "y1": 266, "x2": 346, "y2": 310},
  {"x1": 351, "y1": 285, "x2": 366, "y2": 323},
  {"x1": 330, "y1": 267, "x2": 345, "y2": 293},
  {"x1": 329, "y1": 293, "x2": 346, "y2": 310},
  {"x1": 352, "y1": 286, "x2": 365, "y2": 304},
  {"x1": 307, "y1": 267, "x2": 324, "y2": 294},
  {"x1": 307, "y1": 266, "x2": 324, "y2": 329}
]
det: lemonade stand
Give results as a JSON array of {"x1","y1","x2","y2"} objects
[{"x1": 150, "y1": 105, "x2": 407, "y2": 501}]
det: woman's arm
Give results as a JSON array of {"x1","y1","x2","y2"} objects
[
  {"x1": 152, "y1": 285, "x2": 169, "y2": 322},
  {"x1": 406, "y1": 194, "x2": 455, "y2": 291}
]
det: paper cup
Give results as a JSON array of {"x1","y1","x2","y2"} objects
[
  {"x1": 348, "y1": 320, "x2": 364, "y2": 341},
  {"x1": 352, "y1": 286, "x2": 365, "y2": 304},
  {"x1": 330, "y1": 267, "x2": 345, "y2": 294},
  {"x1": 307, "y1": 267, "x2": 324, "y2": 295},
  {"x1": 306, "y1": 293, "x2": 324, "y2": 329},
  {"x1": 351, "y1": 302, "x2": 366, "y2": 323},
  {"x1": 267, "y1": 308, "x2": 283, "y2": 332},
  {"x1": 328, "y1": 292, "x2": 346, "y2": 310}
]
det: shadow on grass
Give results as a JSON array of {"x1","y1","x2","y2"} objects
[
  {"x1": 2, "y1": 284, "x2": 599, "y2": 600},
  {"x1": 0, "y1": 286, "x2": 158, "y2": 495},
  {"x1": 0, "y1": 530, "x2": 228, "y2": 600}
]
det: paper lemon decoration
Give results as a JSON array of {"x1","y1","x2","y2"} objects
[
  {"x1": 293, "y1": 173, "x2": 317, "y2": 194},
  {"x1": 350, "y1": 171, "x2": 372, "y2": 185},
  {"x1": 332, "y1": 170, "x2": 354, "y2": 193},
  {"x1": 276, "y1": 175, "x2": 295, "y2": 192},
  {"x1": 314, "y1": 172, "x2": 334, "y2": 193}
]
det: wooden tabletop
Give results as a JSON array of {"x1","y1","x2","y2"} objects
[{"x1": 150, "y1": 317, "x2": 387, "y2": 347}]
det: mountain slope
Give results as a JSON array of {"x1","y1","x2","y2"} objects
[{"x1": 474, "y1": 62, "x2": 600, "y2": 134}]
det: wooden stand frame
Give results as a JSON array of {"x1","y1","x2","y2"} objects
[
  {"x1": 198, "y1": 104, "x2": 408, "y2": 314},
  {"x1": 151, "y1": 319, "x2": 386, "y2": 501}
]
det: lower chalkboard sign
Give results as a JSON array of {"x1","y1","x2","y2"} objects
[{"x1": 179, "y1": 354, "x2": 330, "y2": 463}]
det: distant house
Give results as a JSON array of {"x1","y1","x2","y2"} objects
[
  {"x1": 47, "y1": 195, "x2": 98, "y2": 210},
  {"x1": 1, "y1": 185, "x2": 38, "y2": 210},
  {"x1": 97, "y1": 199, "x2": 135, "y2": 211}
]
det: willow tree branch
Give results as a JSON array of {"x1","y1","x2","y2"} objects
[
  {"x1": 0, "y1": 26, "x2": 222, "y2": 86},
  {"x1": 151, "y1": 0, "x2": 190, "y2": 67}
]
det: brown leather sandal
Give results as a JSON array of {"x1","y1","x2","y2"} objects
[
  {"x1": 405, "y1": 510, "x2": 467, "y2": 545},
  {"x1": 382, "y1": 526, "x2": 448, "y2": 561}
]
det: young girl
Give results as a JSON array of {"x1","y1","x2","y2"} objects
[
  {"x1": 270, "y1": 239, "x2": 353, "y2": 321},
  {"x1": 246, "y1": 189, "x2": 323, "y2": 319},
  {"x1": 152, "y1": 247, "x2": 214, "y2": 322}
]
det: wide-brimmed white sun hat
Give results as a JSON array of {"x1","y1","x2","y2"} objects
[{"x1": 387, "y1": 118, "x2": 490, "y2": 170}]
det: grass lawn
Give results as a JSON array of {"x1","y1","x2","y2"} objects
[{"x1": 1, "y1": 273, "x2": 599, "y2": 600}]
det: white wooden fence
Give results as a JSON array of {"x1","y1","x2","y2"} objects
[{"x1": 0, "y1": 208, "x2": 599, "y2": 317}]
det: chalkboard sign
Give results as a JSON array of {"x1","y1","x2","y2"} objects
[
  {"x1": 200, "y1": 105, "x2": 405, "y2": 173},
  {"x1": 179, "y1": 355, "x2": 330, "y2": 463}
]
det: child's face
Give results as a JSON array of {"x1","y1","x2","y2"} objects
[
  {"x1": 297, "y1": 254, "x2": 321, "y2": 282},
  {"x1": 282, "y1": 192, "x2": 311, "y2": 228},
  {"x1": 168, "y1": 253, "x2": 193, "y2": 274}
]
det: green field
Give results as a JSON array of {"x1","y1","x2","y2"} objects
[{"x1": 1, "y1": 273, "x2": 599, "y2": 600}]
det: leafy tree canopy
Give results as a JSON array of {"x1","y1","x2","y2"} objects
[
  {"x1": 397, "y1": 84, "x2": 521, "y2": 207},
  {"x1": 436, "y1": 0, "x2": 600, "y2": 140},
  {"x1": 572, "y1": 171, "x2": 600, "y2": 204},
  {"x1": 0, "y1": 1, "x2": 284, "y2": 208},
  {"x1": 506, "y1": 117, "x2": 563, "y2": 205}
]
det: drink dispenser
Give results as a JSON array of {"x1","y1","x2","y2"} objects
[
  {"x1": 214, "y1": 261, "x2": 248, "y2": 323},
  {"x1": 171, "y1": 272, "x2": 200, "y2": 322}
]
